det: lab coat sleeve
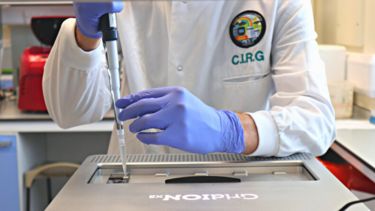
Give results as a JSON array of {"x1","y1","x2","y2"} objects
[
  {"x1": 43, "y1": 18, "x2": 112, "y2": 129},
  {"x1": 249, "y1": 0, "x2": 336, "y2": 157}
]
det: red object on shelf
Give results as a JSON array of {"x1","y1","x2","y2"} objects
[
  {"x1": 18, "y1": 47, "x2": 50, "y2": 112},
  {"x1": 18, "y1": 16, "x2": 71, "y2": 112},
  {"x1": 319, "y1": 159, "x2": 375, "y2": 194}
]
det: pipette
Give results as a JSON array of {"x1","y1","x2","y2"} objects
[{"x1": 100, "y1": 13, "x2": 128, "y2": 177}]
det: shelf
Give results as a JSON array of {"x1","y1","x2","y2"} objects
[
  {"x1": 0, "y1": 99, "x2": 114, "y2": 121},
  {"x1": 335, "y1": 119, "x2": 375, "y2": 130},
  {"x1": 1, "y1": 3, "x2": 74, "y2": 25},
  {"x1": 0, "y1": 100, "x2": 114, "y2": 133},
  {"x1": 0, "y1": 120, "x2": 113, "y2": 133},
  {"x1": 0, "y1": 1, "x2": 72, "y2": 5}
]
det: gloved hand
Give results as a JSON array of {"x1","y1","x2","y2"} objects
[
  {"x1": 116, "y1": 87, "x2": 245, "y2": 154},
  {"x1": 73, "y1": 2, "x2": 124, "y2": 39}
]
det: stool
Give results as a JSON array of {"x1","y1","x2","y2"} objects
[{"x1": 25, "y1": 162, "x2": 79, "y2": 211}]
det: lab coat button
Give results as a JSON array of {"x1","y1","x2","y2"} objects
[{"x1": 177, "y1": 65, "x2": 183, "y2": 71}]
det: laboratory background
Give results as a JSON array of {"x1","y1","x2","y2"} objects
[{"x1": 0, "y1": 0, "x2": 374, "y2": 211}]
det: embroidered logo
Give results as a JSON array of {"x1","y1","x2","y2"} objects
[{"x1": 229, "y1": 11, "x2": 266, "y2": 48}]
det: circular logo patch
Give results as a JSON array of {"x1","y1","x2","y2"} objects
[{"x1": 229, "y1": 11, "x2": 266, "y2": 48}]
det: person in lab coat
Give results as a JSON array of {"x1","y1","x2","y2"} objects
[{"x1": 42, "y1": 1, "x2": 336, "y2": 156}]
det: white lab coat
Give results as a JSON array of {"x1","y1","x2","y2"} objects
[{"x1": 43, "y1": 0, "x2": 336, "y2": 156}]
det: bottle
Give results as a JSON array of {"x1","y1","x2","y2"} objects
[{"x1": 370, "y1": 110, "x2": 375, "y2": 124}]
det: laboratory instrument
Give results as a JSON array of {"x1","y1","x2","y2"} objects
[{"x1": 46, "y1": 153, "x2": 368, "y2": 211}]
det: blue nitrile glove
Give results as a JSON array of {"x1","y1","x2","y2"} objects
[
  {"x1": 73, "y1": 2, "x2": 124, "y2": 39},
  {"x1": 116, "y1": 87, "x2": 245, "y2": 154}
]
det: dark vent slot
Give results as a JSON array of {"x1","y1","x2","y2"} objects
[{"x1": 165, "y1": 176, "x2": 241, "y2": 184}]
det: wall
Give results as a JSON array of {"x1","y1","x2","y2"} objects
[{"x1": 314, "y1": 0, "x2": 375, "y2": 54}]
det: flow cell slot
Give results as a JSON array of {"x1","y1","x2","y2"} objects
[{"x1": 165, "y1": 176, "x2": 241, "y2": 184}]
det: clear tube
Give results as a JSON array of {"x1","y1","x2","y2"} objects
[{"x1": 117, "y1": 128, "x2": 127, "y2": 176}]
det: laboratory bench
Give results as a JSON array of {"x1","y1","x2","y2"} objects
[
  {"x1": 334, "y1": 120, "x2": 375, "y2": 183},
  {"x1": 1, "y1": 99, "x2": 375, "y2": 210}
]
